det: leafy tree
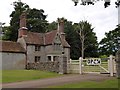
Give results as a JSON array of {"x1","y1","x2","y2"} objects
[
  {"x1": 1, "y1": 26, "x2": 11, "y2": 40},
  {"x1": 47, "y1": 21, "x2": 58, "y2": 32},
  {"x1": 99, "y1": 25, "x2": 120, "y2": 56},
  {"x1": 8, "y1": 1, "x2": 29, "y2": 41},
  {"x1": 3, "y1": 1, "x2": 48, "y2": 41},
  {"x1": 64, "y1": 20, "x2": 81, "y2": 59},
  {"x1": 27, "y1": 8, "x2": 48, "y2": 33},
  {"x1": 48, "y1": 19, "x2": 98, "y2": 59},
  {"x1": 72, "y1": 0, "x2": 120, "y2": 8},
  {"x1": 74, "y1": 21, "x2": 98, "y2": 58}
]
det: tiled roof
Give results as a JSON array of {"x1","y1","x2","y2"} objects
[
  {"x1": 61, "y1": 35, "x2": 70, "y2": 48},
  {"x1": 45, "y1": 30, "x2": 57, "y2": 45},
  {"x1": 0, "y1": 41, "x2": 25, "y2": 53},
  {"x1": 23, "y1": 30, "x2": 70, "y2": 47},
  {"x1": 23, "y1": 32, "x2": 44, "y2": 45}
]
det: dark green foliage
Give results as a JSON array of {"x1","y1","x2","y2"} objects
[
  {"x1": 99, "y1": 25, "x2": 120, "y2": 56},
  {"x1": 84, "y1": 31, "x2": 98, "y2": 57},
  {"x1": 74, "y1": 21, "x2": 98, "y2": 58},
  {"x1": 27, "y1": 8, "x2": 48, "y2": 33},
  {"x1": 47, "y1": 21, "x2": 58, "y2": 32},
  {"x1": 48, "y1": 19, "x2": 98, "y2": 59},
  {"x1": 64, "y1": 20, "x2": 81, "y2": 59},
  {"x1": 3, "y1": 1, "x2": 48, "y2": 41},
  {"x1": 72, "y1": 0, "x2": 119, "y2": 8},
  {"x1": 8, "y1": 1, "x2": 29, "y2": 41}
]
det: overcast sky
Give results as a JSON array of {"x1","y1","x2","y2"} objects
[{"x1": 0, "y1": 0, "x2": 118, "y2": 42}]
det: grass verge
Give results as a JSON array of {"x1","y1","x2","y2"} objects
[
  {"x1": 2, "y1": 70, "x2": 62, "y2": 83},
  {"x1": 49, "y1": 78, "x2": 119, "y2": 88}
]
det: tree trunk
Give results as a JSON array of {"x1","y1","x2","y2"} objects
[
  {"x1": 81, "y1": 36, "x2": 84, "y2": 59},
  {"x1": 81, "y1": 41, "x2": 84, "y2": 58}
]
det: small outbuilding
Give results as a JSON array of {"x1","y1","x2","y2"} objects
[{"x1": 0, "y1": 41, "x2": 26, "y2": 70}]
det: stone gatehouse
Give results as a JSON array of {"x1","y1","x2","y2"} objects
[{"x1": 1, "y1": 12, "x2": 70, "y2": 71}]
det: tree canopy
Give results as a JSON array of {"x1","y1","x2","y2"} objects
[
  {"x1": 3, "y1": 1, "x2": 48, "y2": 41},
  {"x1": 99, "y1": 25, "x2": 120, "y2": 56},
  {"x1": 48, "y1": 19, "x2": 98, "y2": 59},
  {"x1": 74, "y1": 21, "x2": 98, "y2": 58},
  {"x1": 72, "y1": 0, "x2": 120, "y2": 8}
]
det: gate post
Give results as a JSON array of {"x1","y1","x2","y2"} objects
[
  {"x1": 79, "y1": 57, "x2": 82, "y2": 74},
  {"x1": 109, "y1": 55, "x2": 114, "y2": 77},
  {"x1": 116, "y1": 50, "x2": 120, "y2": 78},
  {"x1": 108, "y1": 58, "x2": 110, "y2": 73},
  {"x1": 59, "y1": 54, "x2": 67, "y2": 74}
]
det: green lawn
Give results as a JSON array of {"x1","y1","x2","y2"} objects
[
  {"x1": 50, "y1": 78, "x2": 119, "y2": 88},
  {"x1": 2, "y1": 70, "x2": 62, "y2": 83}
]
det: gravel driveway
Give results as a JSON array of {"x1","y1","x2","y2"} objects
[{"x1": 2, "y1": 73, "x2": 115, "y2": 88}]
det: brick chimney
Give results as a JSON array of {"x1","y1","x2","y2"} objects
[
  {"x1": 58, "y1": 18, "x2": 64, "y2": 33},
  {"x1": 18, "y1": 12, "x2": 28, "y2": 38},
  {"x1": 57, "y1": 18, "x2": 66, "y2": 40}
]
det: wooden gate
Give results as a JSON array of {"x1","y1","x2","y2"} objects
[{"x1": 67, "y1": 55, "x2": 116, "y2": 76}]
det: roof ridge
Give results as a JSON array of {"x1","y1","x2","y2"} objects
[
  {"x1": 45, "y1": 30, "x2": 57, "y2": 35},
  {"x1": 28, "y1": 31, "x2": 44, "y2": 35}
]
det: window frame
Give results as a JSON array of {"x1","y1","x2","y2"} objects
[
  {"x1": 35, "y1": 56, "x2": 41, "y2": 63},
  {"x1": 35, "y1": 45, "x2": 41, "y2": 51}
]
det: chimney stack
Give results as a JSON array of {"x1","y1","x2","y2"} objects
[
  {"x1": 18, "y1": 12, "x2": 28, "y2": 38},
  {"x1": 58, "y1": 18, "x2": 64, "y2": 33},
  {"x1": 57, "y1": 18, "x2": 66, "y2": 40}
]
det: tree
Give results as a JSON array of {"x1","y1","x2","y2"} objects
[
  {"x1": 99, "y1": 25, "x2": 120, "y2": 56},
  {"x1": 3, "y1": 1, "x2": 48, "y2": 41},
  {"x1": 74, "y1": 21, "x2": 98, "y2": 58},
  {"x1": 64, "y1": 20, "x2": 81, "y2": 59},
  {"x1": 72, "y1": 0, "x2": 120, "y2": 8},
  {"x1": 47, "y1": 21, "x2": 57, "y2": 32},
  {"x1": 27, "y1": 8, "x2": 48, "y2": 33},
  {"x1": 48, "y1": 19, "x2": 98, "y2": 59},
  {"x1": 8, "y1": 1, "x2": 29, "y2": 41}
]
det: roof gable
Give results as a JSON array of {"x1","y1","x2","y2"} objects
[
  {"x1": 53, "y1": 33, "x2": 61, "y2": 44},
  {"x1": 60, "y1": 34, "x2": 70, "y2": 48},
  {"x1": 45, "y1": 30, "x2": 57, "y2": 45}
]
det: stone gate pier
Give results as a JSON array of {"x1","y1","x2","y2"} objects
[{"x1": 116, "y1": 49, "x2": 120, "y2": 78}]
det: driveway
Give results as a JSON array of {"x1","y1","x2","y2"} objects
[{"x1": 2, "y1": 73, "x2": 114, "y2": 88}]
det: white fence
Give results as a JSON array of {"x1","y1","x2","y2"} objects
[{"x1": 67, "y1": 55, "x2": 116, "y2": 77}]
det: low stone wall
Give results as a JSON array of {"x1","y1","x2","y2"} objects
[
  {"x1": 27, "y1": 55, "x2": 68, "y2": 74},
  {"x1": 27, "y1": 61, "x2": 59, "y2": 73}
]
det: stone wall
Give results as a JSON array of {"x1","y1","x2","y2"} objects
[
  {"x1": 27, "y1": 45, "x2": 46, "y2": 63},
  {"x1": 1, "y1": 52, "x2": 26, "y2": 70},
  {"x1": 27, "y1": 61, "x2": 59, "y2": 73},
  {"x1": 27, "y1": 55, "x2": 67, "y2": 74}
]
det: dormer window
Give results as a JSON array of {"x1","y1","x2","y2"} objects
[{"x1": 35, "y1": 45, "x2": 41, "y2": 51}]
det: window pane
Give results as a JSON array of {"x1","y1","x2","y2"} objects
[
  {"x1": 35, "y1": 56, "x2": 37, "y2": 62},
  {"x1": 48, "y1": 56, "x2": 51, "y2": 61}
]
